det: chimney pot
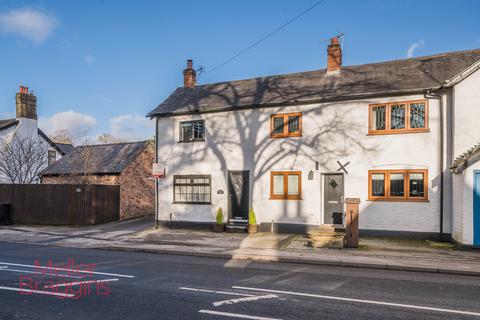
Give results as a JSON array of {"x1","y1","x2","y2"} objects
[
  {"x1": 183, "y1": 59, "x2": 196, "y2": 88},
  {"x1": 327, "y1": 37, "x2": 342, "y2": 73}
]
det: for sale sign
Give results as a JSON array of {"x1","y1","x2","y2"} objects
[{"x1": 152, "y1": 163, "x2": 165, "y2": 178}]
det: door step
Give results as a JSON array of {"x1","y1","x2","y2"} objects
[{"x1": 226, "y1": 217, "x2": 248, "y2": 233}]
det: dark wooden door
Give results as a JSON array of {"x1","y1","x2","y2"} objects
[
  {"x1": 228, "y1": 171, "x2": 250, "y2": 219},
  {"x1": 323, "y1": 174, "x2": 344, "y2": 225}
]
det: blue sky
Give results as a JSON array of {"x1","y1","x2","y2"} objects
[{"x1": 0, "y1": 0, "x2": 479, "y2": 143}]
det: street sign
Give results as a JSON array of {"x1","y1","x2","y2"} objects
[{"x1": 152, "y1": 163, "x2": 165, "y2": 178}]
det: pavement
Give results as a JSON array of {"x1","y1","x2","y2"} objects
[
  {"x1": 1, "y1": 217, "x2": 480, "y2": 276},
  {"x1": 1, "y1": 242, "x2": 480, "y2": 320}
]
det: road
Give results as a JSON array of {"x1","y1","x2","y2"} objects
[{"x1": 0, "y1": 242, "x2": 479, "y2": 320}]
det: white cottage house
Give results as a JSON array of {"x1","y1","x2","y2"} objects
[
  {"x1": 0, "y1": 86, "x2": 72, "y2": 183},
  {"x1": 148, "y1": 39, "x2": 480, "y2": 247}
]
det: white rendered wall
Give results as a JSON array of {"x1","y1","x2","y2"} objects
[{"x1": 156, "y1": 94, "x2": 442, "y2": 233}]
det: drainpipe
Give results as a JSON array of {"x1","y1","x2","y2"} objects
[
  {"x1": 425, "y1": 89, "x2": 444, "y2": 241},
  {"x1": 154, "y1": 116, "x2": 159, "y2": 229}
]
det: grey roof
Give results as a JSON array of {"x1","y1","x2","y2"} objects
[
  {"x1": 148, "y1": 49, "x2": 480, "y2": 117},
  {"x1": 40, "y1": 141, "x2": 148, "y2": 176},
  {"x1": 451, "y1": 143, "x2": 480, "y2": 173},
  {"x1": 0, "y1": 119, "x2": 18, "y2": 131},
  {"x1": 54, "y1": 143, "x2": 76, "y2": 154}
]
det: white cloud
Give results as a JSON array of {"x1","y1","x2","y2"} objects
[
  {"x1": 406, "y1": 40, "x2": 425, "y2": 58},
  {"x1": 84, "y1": 54, "x2": 95, "y2": 65},
  {"x1": 0, "y1": 8, "x2": 58, "y2": 46},
  {"x1": 39, "y1": 111, "x2": 97, "y2": 143},
  {"x1": 109, "y1": 114, "x2": 154, "y2": 141}
]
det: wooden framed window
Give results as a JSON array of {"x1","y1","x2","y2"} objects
[
  {"x1": 270, "y1": 113, "x2": 302, "y2": 138},
  {"x1": 270, "y1": 171, "x2": 302, "y2": 200},
  {"x1": 47, "y1": 150, "x2": 56, "y2": 166},
  {"x1": 173, "y1": 175, "x2": 211, "y2": 204},
  {"x1": 179, "y1": 120, "x2": 205, "y2": 142},
  {"x1": 368, "y1": 100, "x2": 428, "y2": 134},
  {"x1": 368, "y1": 169, "x2": 428, "y2": 201}
]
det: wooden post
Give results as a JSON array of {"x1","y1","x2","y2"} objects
[{"x1": 345, "y1": 198, "x2": 360, "y2": 248}]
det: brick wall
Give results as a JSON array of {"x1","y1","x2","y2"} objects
[
  {"x1": 42, "y1": 174, "x2": 119, "y2": 185},
  {"x1": 118, "y1": 144, "x2": 155, "y2": 220}
]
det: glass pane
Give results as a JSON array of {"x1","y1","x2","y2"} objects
[
  {"x1": 390, "y1": 173, "x2": 405, "y2": 197},
  {"x1": 273, "y1": 175, "x2": 284, "y2": 195},
  {"x1": 409, "y1": 173, "x2": 425, "y2": 197},
  {"x1": 391, "y1": 105, "x2": 406, "y2": 130},
  {"x1": 193, "y1": 121, "x2": 204, "y2": 139},
  {"x1": 273, "y1": 117, "x2": 284, "y2": 135},
  {"x1": 180, "y1": 123, "x2": 192, "y2": 141},
  {"x1": 288, "y1": 116, "x2": 300, "y2": 133},
  {"x1": 410, "y1": 103, "x2": 425, "y2": 129},
  {"x1": 371, "y1": 173, "x2": 385, "y2": 197},
  {"x1": 371, "y1": 106, "x2": 386, "y2": 130},
  {"x1": 287, "y1": 174, "x2": 299, "y2": 195}
]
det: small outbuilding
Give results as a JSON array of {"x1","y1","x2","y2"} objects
[{"x1": 40, "y1": 141, "x2": 154, "y2": 220}]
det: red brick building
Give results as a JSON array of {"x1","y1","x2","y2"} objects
[{"x1": 40, "y1": 141, "x2": 154, "y2": 220}]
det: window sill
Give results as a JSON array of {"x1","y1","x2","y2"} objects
[
  {"x1": 269, "y1": 197, "x2": 303, "y2": 200},
  {"x1": 367, "y1": 129, "x2": 430, "y2": 136},
  {"x1": 172, "y1": 202, "x2": 212, "y2": 205},
  {"x1": 177, "y1": 139, "x2": 206, "y2": 143},
  {"x1": 270, "y1": 134, "x2": 303, "y2": 139},
  {"x1": 367, "y1": 198, "x2": 429, "y2": 202}
]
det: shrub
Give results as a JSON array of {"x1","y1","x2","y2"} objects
[
  {"x1": 248, "y1": 208, "x2": 256, "y2": 225},
  {"x1": 216, "y1": 207, "x2": 223, "y2": 225}
]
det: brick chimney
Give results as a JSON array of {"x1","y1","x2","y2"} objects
[
  {"x1": 183, "y1": 59, "x2": 196, "y2": 88},
  {"x1": 16, "y1": 86, "x2": 37, "y2": 120},
  {"x1": 327, "y1": 37, "x2": 342, "y2": 73}
]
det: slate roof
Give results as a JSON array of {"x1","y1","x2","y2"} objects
[
  {"x1": 0, "y1": 119, "x2": 18, "y2": 131},
  {"x1": 54, "y1": 143, "x2": 76, "y2": 154},
  {"x1": 148, "y1": 49, "x2": 480, "y2": 117},
  {"x1": 40, "y1": 141, "x2": 148, "y2": 176},
  {"x1": 451, "y1": 143, "x2": 480, "y2": 173}
]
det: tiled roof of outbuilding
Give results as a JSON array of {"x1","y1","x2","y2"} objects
[
  {"x1": 40, "y1": 141, "x2": 148, "y2": 176},
  {"x1": 451, "y1": 143, "x2": 480, "y2": 173},
  {"x1": 148, "y1": 49, "x2": 480, "y2": 117}
]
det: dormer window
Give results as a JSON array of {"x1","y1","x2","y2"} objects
[
  {"x1": 368, "y1": 100, "x2": 428, "y2": 134},
  {"x1": 179, "y1": 120, "x2": 205, "y2": 142},
  {"x1": 270, "y1": 112, "x2": 302, "y2": 138}
]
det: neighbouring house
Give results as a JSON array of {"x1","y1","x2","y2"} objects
[
  {"x1": 0, "y1": 86, "x2": 72, "y2": 183},
  {"x1": 39, "y1": 141, "x2": 155, "y2": 220},
  {"x1": 148, "y1": 38, "x2": 480, "y2": 247}
]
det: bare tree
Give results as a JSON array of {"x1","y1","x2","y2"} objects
[
  {"x1": 0, "y1": 135, "x2": 47, "y2": 183},
  {"x1": 50, "y1": 130, "x2": 74, "y2": 144},
  {"x1": 66, "y1": 140, "x2": 102, "y2": 184},
  {"x1": 97, "y1": 133, "x2": 124, "y2": 144}
]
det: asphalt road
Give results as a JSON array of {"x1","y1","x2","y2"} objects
[{"x1": 0, "y1": 242, "x2": 479, "y2": 320}]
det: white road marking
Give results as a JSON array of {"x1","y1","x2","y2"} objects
[
  {"x1": 44, "y1": 278, "x2": 119, "y2": 289},
  {"x1": 0, "y1": 267, "x2": 84, "y2": 279},
  {"x1": 213, "y1": 294, "x2": 278, "y2": 307},
  {"x1": 0, "y1": 261, "x2": 134, "y2": 278},
  {"x1": 179, "y1": 287, "x2": 255, "y2": 297},
  {"x1": 233, "y1": 286, "x2": 480, "y2": 317},
  {"x1": 198, "y1": 310, "x2": 282, "y2": 320},
  {"x1": 0, "y1": 285, "x2": 75, "y2": 298}
]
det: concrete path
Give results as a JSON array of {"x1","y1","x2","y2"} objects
[{"x1": 1, "y1": 217, "x2": 480, "y2": 276}]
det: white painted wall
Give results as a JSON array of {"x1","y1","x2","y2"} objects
[
  {"x1": 452, "y1": 162, "x2": 480, "y2": 245},
  {"x1": 0, "y1": 117, "x2": 59, "y2": 183},
  {"x1": 156, "y1": 94, "x2": 443, "y2": 234},
  {"x1": 453, "y1": 69, "x2": 480, "y2": 158}
]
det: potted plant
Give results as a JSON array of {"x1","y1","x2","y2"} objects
[
  {"x1": 247, "y1": 207, "x2": 258, "y2": 234},
  {"x1": 213, "y1": 207, "x2": 225, "y2": 232}
]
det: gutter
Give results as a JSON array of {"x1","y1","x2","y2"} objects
[{"x1": 425, "y1": 89, "x2": 445, "y2": 241}]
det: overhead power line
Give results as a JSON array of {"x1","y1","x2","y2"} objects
[{"x1": 200, "y1": 0, "x2": 327, "y2": 78}]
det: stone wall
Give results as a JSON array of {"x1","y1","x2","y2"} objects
[{"x1": 118, "y1": 144, "x2": 155, "y2": 220}]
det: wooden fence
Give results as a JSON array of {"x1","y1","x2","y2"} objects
[{"x1": 0, "y1": 184, "x2": 120, "y2": 225}]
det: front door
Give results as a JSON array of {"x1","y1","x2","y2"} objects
[
  {"x1": 474, "y1": 171, "x2": 480, "y2": 246},
  {"x1": 323, "y1": 174, "x2": 344, "y2": 225},
  {"x1": 228, "y1": 171, "x2": 250, "y2": 220}
]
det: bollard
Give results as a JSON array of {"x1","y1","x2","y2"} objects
[{"x1": 345, "y1": 198, "x2": 360, "y2": 248}]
